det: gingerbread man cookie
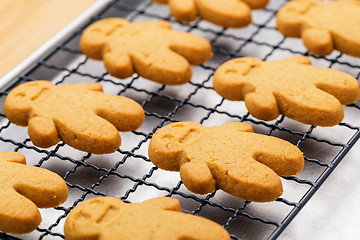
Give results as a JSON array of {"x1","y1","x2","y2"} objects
[
  {"x1": 80, "y1": 18, "x2": 212, "y2": 85},
  {"x1": 277, "y1": 0, "x2": 360, "y2": 57},
  {"x1": 148, "y1": 121, "x2": 304, "y2": 202},
  {"x1": 153, "y1": 0, "x2": 269, "y2": 28},
  {"x1": 0, "y1": 152, "x2": 68, "y2": 234},
  {"x1": 64, "y1": 197, "x2": 230, "y2": 240},
  {"x1": 4, "y1": 81, "x2": 145, "y2": 154},
  {"x1": 213, "y1": 56, "x2": 360, "y2": 126}
]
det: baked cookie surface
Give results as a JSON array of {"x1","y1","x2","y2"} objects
[
  {"x1": 0, "y1": 152, "x2": 68, "y2": 234},
  {"x1": 80, "y1": 18, "x2": 212, "y2": 85},
  {"x1": 277, "y1": 0, "x2": 360, "y2": 57},
  {"x1": 148, "y1": 121, "x2": 304, "y2": 202},
  {"x1": 4, "y1": 81, "x2": 145, "y2": 154},
  {"x1": 64, "y1": 196, "x2": 230, "y2": 240},
  {"x1": 153, "y1": 0, "x2": 269, "y2": 27},
  {"x1": 213, "y1": 56, "x2": 360, "y2": 126}
]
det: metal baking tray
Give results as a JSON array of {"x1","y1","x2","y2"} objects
[{"x1": 1, "y1": 0, "x2": 360, "y2": 239}]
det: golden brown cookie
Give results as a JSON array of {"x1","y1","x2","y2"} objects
[
  {"x1": 152, "y1": 0, "x2": 269, "y2": 27},
  {"x1": 4, "y1": 81, "x2": 145, "y2": 154},
  {"x1": 64, "y1": 196, "x2": 230, "y2": 240},
  {"x1": 80, "y1": 18, "x2": 212, "y2": 85},
  {"x1": 0, "y1": 152, "x2": 68, "y2": 234},
  {"x1": 277, "y1": 0, "x2": 360, "y2": 57},
  {"x1": 148, "y1": 121, "x2": 304, "y2": 202},
  {"x1": 213, "y1": 56, "x2": 360, "y2": 126}
]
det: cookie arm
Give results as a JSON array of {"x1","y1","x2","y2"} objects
[
  {"x1": 0, "y1": 152, "x2": 26, "y2": 164},
  {"x1": 302, "y1": 28, "x2": 333, "y2": 56},
  {"x1": 313, "y1": 68, "x2": 360, "y2": 105},
  {"x1": 222, "y1": 160, "x2": 283, "y2": 202}
]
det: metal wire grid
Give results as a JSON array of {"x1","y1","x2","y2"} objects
[{"x1": 0, "y1": 0, "x2": 360, "y2": 239}]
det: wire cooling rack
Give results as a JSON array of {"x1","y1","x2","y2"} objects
[{"x1": 1, "y1": 0, "x2": 360, "y2": 239}]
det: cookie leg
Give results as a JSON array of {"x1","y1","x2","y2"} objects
[
  {"x1": 103, "y1": 51, "x2": 134, "y2": 79},
  {"x1": 217, "y1": 161, "x2": 283, "y2": 202},
  {"x1": 55, "y1": 112, "x2": 121, "y2": 154},
  {"x1": 131, "y1": 48, "x2": 192, "y2": 85},
  {"x1": 274, "y1": 87, "x2": 344, "y2": 126},
  {"x1": 28, "y1": 116, "x2": 60, "y2": 148},
  {"x1": 180, "y1": 162, "x2": 216, "y2": 194},
  {"x1": 169, "y1": 0, "x2": 197, "y2": 22},
  {"x1": 302, "y1": 28, "x2": 333, "y2": 56},
  {"x1": 244, "y1": 91, "x2": 279, "y2": 121}
]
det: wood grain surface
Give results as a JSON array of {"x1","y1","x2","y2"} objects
[{"x1": 0, "y1": 0, "x2": 97, "y2": 78}]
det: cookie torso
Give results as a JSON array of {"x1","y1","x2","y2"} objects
[
  {"x1": 80, "y1": 18, "x2": 212, "y2": 85},
  {"x1": 4, "y1": 81, "x2": 145, "y2": 154},
  {"x1": 213, "y1": 56, "x2": 360, "y2": 126},
  {"x1": 149, "y1": 121, "x2": 304, "y2": 202},
  {"x1": 277, "y1": 0, "x2": 360, "y2": 56}
]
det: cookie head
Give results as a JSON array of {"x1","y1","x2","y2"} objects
[
  {"x1": 276, "y1": 0, "x2": 314, "y2": 37},
  {"x1": 149, "y1": 122, "x2": 202, "y2": 171},
  {"x1": 64, "y1": 197, "x2": 230, "y2": 240},
  {"x1": 3, "y1": 81, "x2": 52, "y2": 126},
  {"x1": 149, "y1": 121, "x2": 304, "y2": 202},
  {"x1": 80, "y1": 18, "x2": 130, "y2": 60}
]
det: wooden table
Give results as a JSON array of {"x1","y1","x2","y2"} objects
[{"x1": 0, "y1": 0, "x2": 97, "y2": 78}]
